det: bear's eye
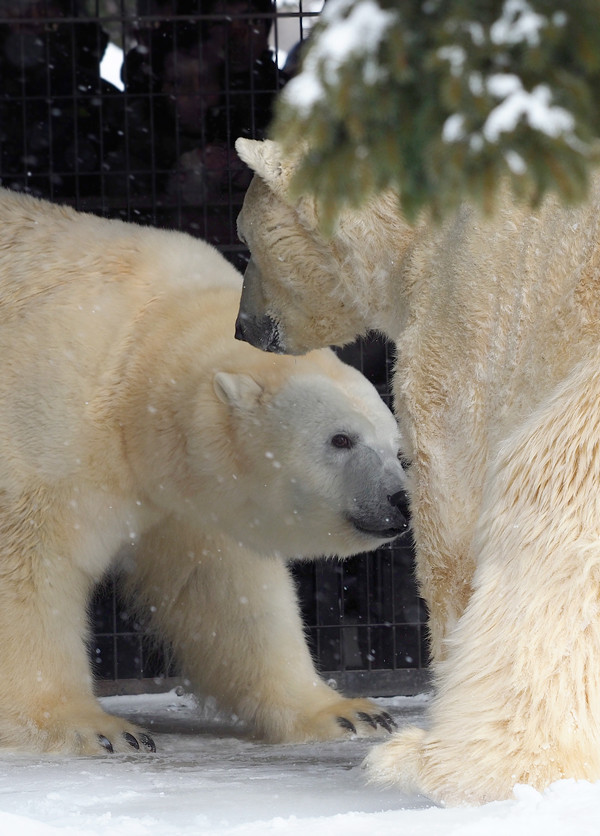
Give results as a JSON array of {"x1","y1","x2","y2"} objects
[{"x1": 331, "y1": 433, "x2": 353, "y2": 450}]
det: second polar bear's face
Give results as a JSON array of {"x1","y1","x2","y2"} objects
[
  {"x1": 233, "y1": 138, "x2": 403, "y2": 355},
  {"x1": 211, "y1": 360, "x2": 409, "y2": 559},
  {"x1": 234, "y1": 173, "x2": 362, "y2": 356}
]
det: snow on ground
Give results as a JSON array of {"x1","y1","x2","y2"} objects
[{"x1": 0, "y1": 690, "x2": 598, "y2": 835}]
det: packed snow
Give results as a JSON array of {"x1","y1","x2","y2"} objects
[{"x1": 0, "y1": 689, "x2": 599, "y2": 835}]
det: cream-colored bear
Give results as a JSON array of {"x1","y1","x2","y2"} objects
[
  {"x1": 0, "y1": 188, "x2": 409, "y2": 755},
  {"x1": 234, "y1": 137, "x2": 600, "y2": 804}
]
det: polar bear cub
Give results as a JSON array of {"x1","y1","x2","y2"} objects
[{"x1": 0, "y1": 188, "x2": 408, "y2": 755}]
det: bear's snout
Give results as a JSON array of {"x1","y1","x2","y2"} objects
[{"x1": 235, "y1": 311, "x2": 282, "y2": 353}]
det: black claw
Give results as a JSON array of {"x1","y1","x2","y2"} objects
[
  {"x1": 97, "y1": 734, "x2": 114, "y2": 753},
  {"x1": 374, "y1": 713, "x2": 394, "y2": 733},
  {"x1": 139, "y1": 733, "x2": 156, "y2": 752},
  {"x1": 123, "y1": 732, "x2": 140, "y2": 750},
  {"x1": 337, "y1": 716, "x2": 357, "y2": 735},
  {"x1": 356, "y1": 711, "x2": 378, "y2": 730},
  {"x1": 381, "y1": 711, "x2": 398, "y2": 729}
]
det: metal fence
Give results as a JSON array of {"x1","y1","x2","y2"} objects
[{"x1": 1, "y1": 0, "x2": 429, "y2": 696}]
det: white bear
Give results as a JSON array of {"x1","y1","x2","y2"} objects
[
  {"x1": 0, "y1": 188, "x2": 409, "y2": 755},
  {"x1": 233, "y1": 137, "x2": 600, "y2": 803}
]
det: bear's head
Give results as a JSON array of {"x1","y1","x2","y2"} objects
[
  {"x1": 207, "y1": 348, "x2": 410, "y2": 559},
  {"x1": 233, "y1": 138, "x2": 411, "y2": 355},
  {"x1": 113, "y1": 286, "x2": 408, "y2": 561}
]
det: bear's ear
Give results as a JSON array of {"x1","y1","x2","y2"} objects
[
  {"x1": 213, "y1": 372, "x2": 264, "y2": 411},
  {"x1": 235, "y1": 138, "x2": 293, "y2": 196}
]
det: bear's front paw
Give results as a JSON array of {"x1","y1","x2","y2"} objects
[
  {"x1": 71, "y1": 714, "x2": 157, "y2": 755},
  {"x1": 3, "y1": 702, "x2": 158, "y2": 755},
  {"x1": 295, "y1": 697, "x2": 397, "y2": 742},
  {"x1": 336, "y1": 706, "x2": 397, "y2": 736},
  {"x1": 96, "y1": 729, "x2": 156, "y2": 754}
]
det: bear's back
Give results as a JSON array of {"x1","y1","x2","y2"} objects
[
  {"x1": 0, "y1": 190, "x2": 243, "y2": 485},
  {"x1": 0, "y1": 189, "x2": 241, "y2": 319}
]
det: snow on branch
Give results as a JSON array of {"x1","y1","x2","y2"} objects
[
  {"x1": 272, "y1": 0, "x2": 600, "y2": 225},
  {"x1": 282, "y1": 0, "x2": 397, "y2": 114}
]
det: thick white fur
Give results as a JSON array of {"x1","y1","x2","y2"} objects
[
  {"x1": 235, "y1": 137, "x2": 600, "y2": 802},
  {"x1": 0, "y1": 188, "x2": 405, "y2": 754}
]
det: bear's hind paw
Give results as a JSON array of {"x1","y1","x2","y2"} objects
[{"x1": 363, "y1": 725, "x2": 426, "y2": 788}]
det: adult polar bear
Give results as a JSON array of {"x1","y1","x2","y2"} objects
[
  {"x1": 0, "y1": 187, "x2": 409, "y2": 755},
  {"x1": 234, "y1": 137, "x2": 600, "y2": 804}
]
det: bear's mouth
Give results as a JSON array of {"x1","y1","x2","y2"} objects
[
  {"x1": 349, "y1": 518, "x2": 409, "y2": 540},
  {"x1": 235, "y1": 311, "x2": 283, "y2": 353}
]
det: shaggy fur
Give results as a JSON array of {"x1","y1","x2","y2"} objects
[
  {"x1": 0, "y1": 188, "x2": 408, "y2": 754},
  {"x1": 235, "y1": 137, "x2": 600, "y2": 803}
]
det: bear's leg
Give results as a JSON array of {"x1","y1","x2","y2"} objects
[
  {"x1": 411, "y1": 515, "x2": 475, "y2": 663},
  {"x1": 126, "y1": 520, "x2": 395, "y2": 742},
  {"x1": 366, "y1": 350, "x2": 600, "y2": 804},
  {"x1": 0, "y1": 527, "x2": 154, "y2": 754}
]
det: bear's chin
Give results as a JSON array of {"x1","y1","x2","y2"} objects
[{"x1": 349, "y1": 519, "x2": 408, "y2": 541}]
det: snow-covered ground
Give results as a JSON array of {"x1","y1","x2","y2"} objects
[{"x1": 0, "y1": 690, "x2": 598, "y2": 835}]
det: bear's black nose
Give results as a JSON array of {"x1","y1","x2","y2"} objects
[{"x1": 388, "y1": 490, "x2": 410, "y2": 520}]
